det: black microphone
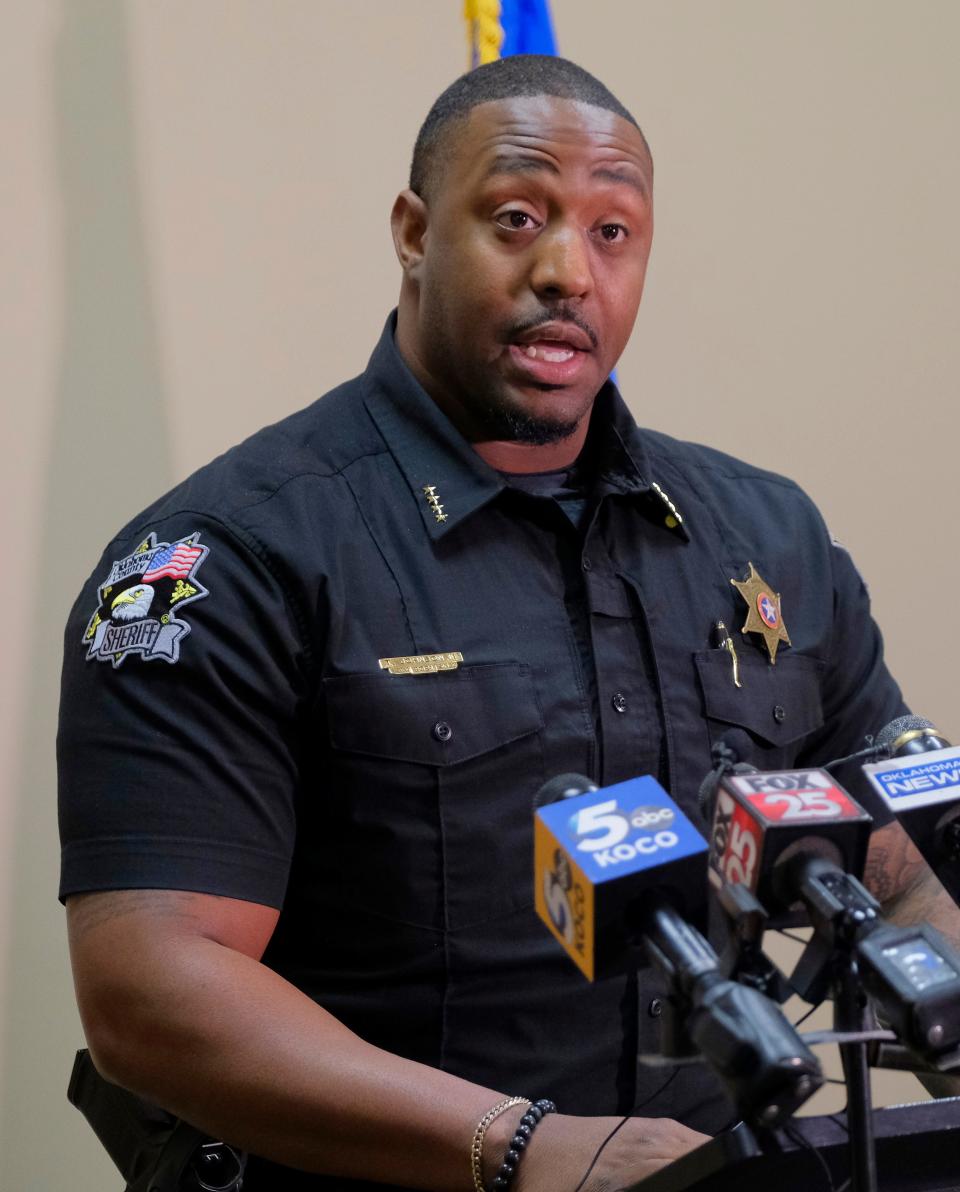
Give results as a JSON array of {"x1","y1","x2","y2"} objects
[
  {"x1": 533, "y1": 774, "x2": 823, "y2": 1126},
  {"x1": 533, "y1": 772, "x2": 598, "y2": 808},
  {"x1": 862, "y1": 716, "x2": 960, "y2": 907},
  {"x1": 697, "y1": 728, "x2": 758, "y2": 826},
  {"x1": 778, "y1": 852, "x2": 960, "y2": 1069}
]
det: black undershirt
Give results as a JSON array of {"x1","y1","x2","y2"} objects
[{"x1": 499, "y1": 461, "x2": 594, "y2": 532}]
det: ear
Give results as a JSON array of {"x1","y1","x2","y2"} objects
[{"x1": 391, "y1": 189, "x2": 429, "y2": 279}]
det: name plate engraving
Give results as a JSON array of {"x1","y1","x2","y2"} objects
[{"x1": 378, "y1": 651, "x2": 464, "y2": 676}]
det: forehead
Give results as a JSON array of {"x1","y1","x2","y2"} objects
[{"x1": 439, "y1": 94, "x2": 652, "y2": 198}]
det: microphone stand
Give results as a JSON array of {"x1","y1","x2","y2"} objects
[
  {"x1": 631, "y1": 881, "x2": 878, "y2": 1192},
  {"x1": 786, "y1": 860, "x2": 881, "y2": 1192},
  {"x1": 834, "y1": 951, "x2": 878, "y2": 1192}
]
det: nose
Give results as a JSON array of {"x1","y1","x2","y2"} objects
[{"x1": 529, "y1": 223, "x2": 592, "y2": 301}]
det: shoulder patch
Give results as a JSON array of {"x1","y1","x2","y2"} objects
[{"x1": 82, "y1": 532, "x2": 210, "y2": 667}]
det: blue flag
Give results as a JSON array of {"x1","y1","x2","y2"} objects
[
  {"x1": 466, "y1": 0, "x2": 557, "y2": 67},
  {"x1": 500, "y1": 0, "x2": 557, "y2": 57}
]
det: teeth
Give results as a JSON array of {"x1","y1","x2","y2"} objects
[{"x1": 522, "y1": 344, "x2": 576, "y2": 363}]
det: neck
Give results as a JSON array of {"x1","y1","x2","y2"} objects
[{"x1": 472, "y1": 426, "x2": 589, "y2": 473}]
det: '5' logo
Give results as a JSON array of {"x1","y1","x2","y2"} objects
[{"x1": 569, "y1": 800, "x2": 630, "y2": 852}]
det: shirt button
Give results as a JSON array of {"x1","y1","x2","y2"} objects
[
  {"x1": 581, "y1": 557, "x2": 593, "y2": 572},
  {"x1": 612, "y1": 693, "x2": 628, "y2": 713},
  {"x1": 432, "y1": 720, "x2": 453, "y2": 742},
  {"x1": 773, "y1": 704, "x2": 786, "y2": 724},
  {"x1": 647, "y1": 998, "x2": 663, "y2": 1018}
]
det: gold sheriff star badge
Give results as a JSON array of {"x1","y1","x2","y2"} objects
[{"x1": 731, "y1": 562, "x2": 791, "y2": 664}]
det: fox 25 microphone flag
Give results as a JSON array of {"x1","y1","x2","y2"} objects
[{"x1": 465, "y1": 0, "x2": 557, "y2": 67}]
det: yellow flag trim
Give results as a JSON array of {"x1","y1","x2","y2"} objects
[{"x1": 464, "y1": 0, "x2": 504, "y2": 67}]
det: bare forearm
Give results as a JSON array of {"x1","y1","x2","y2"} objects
[
  {"x1": 883, "y1": 867, "x2": 959, "y2": 951},
  {"x1": 68, "y1": 890, "x2": 708, "y2": 1191},
  {"x1": 84, "y1": 936, "x2": 509, "y2": 1188},
  {"x1": 70, "y1": 900, "x2": 502, "y2": 1189}
]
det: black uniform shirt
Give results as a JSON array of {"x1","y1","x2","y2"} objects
[{"x1": 58, "y1": 314, "x2": 906, "y2": 1185}]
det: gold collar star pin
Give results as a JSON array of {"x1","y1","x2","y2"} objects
[
  {"x1": 650, "y1": 481, "x2": 684, "y2": 531},
  {"x1": 422, "y1": 485, "x2": 448, "y2": 523},
  {"x1": 731, "y1": 562, "x2": 791, "y2": 664}
]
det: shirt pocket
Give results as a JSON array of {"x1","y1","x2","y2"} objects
[
  {"x1": 694, "y1": 650, "x2": 826, "y2": 768},
  {"x1": 322, "y1": 663, "x2": 545, "y2": 931}
]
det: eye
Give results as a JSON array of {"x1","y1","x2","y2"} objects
[
  {"x1": 598, "y1": 223, "x2": 628, "y2": 243},
  {"x1": 495, "y1": 209, "x2": 540, "y2": 231}
]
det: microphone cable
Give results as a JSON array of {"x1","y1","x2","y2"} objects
[
  {"x1": 782, "y1": 1119, "x2": 837, "y2": 1192},
  {"x1": 570, "y1": 1067, "x2": 681, "y2": 1192}
]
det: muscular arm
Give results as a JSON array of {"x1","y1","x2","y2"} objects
[
  {"x1": 68, "y1": 889, "x2": 706, "y2": 1191},
  {"x1": 862, "y1": 821, "x2": 960, "y2": 1097}
]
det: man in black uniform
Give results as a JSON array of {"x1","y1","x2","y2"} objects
[{"x1": 59, "y1": 56, "x2": 955, "y2": 1191}]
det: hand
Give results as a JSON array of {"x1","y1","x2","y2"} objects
[{"x1": 492, "y1": 1110, "x2": 709, "y2": 1192}]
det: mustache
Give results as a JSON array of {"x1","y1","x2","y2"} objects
[{"x1": 503, "y1": 307, "x2": 599, "y2": 351}]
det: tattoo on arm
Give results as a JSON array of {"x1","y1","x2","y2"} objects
[
  {"x1": 862, "y1": 824, "x2": 926, "y2": 907},
  {"x1": 862, "y1": 848, "x2": 896, "y2": 903}
]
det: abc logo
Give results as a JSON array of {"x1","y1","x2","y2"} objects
[{"x1": 630, "y1": 805, "x2": 675, "y2": 834}]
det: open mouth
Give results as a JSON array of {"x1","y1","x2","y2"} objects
[
  {"x1": 505, "y1": 319, "x2": 596, "y2": 385},
  {"x1": 517, "y1": 342, "x2": 579, "y2": 364},
  {"x1": 507, "y1": 337, "x2": 591, "y2": 385}
]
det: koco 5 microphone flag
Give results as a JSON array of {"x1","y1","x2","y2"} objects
[{"x1": 534, "y1": 775, "x2": 708, "y2": 981}]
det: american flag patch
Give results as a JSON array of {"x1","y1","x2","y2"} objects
[
  {"x1": 142, "y1": 541, "x2": 205, "y2": 583},
  {"x1": 84, "y1": 531, "x2": 209, "y2": 668}
]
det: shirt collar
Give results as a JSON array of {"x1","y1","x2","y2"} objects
[
  {"x1": 361, "y1": 314, "x2": 505, "y2": 540},
  {"x1": 589, "y1": 386, "x2": 690, "y2": 540},
  {"x1": 361, "y1": 313, "x2": 688, "y2": 542}
]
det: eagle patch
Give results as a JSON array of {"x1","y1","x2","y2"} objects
[{"x1": 82, "y1": 532, "x2": 209, "y2": 667}]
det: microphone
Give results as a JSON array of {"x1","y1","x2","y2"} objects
[
  {"x1": 534, "y1": 774, "x2": 708, "y2": 981},
  {"x1": 533, "y1": 772, "x2": 598, "y2": 808},
  {"x1": 700, "y1": 743, "x2": 960, "y2": 1068},
  {"x1": 533, "y1": 774, "x2": 824, "y2": 1125},
  {"x1": 640, "y1": 903, "x2": 824, "y2": 1126},
  {"x1": 705, "y1": 761, "x2": 873, "y2": 923},
  {"x1": 696, "y1": 728, "x2": 758, "y2": 825},
  {"x1": 779, "y1": 852, "x2": 960, "y2": 1069},
  {"x1": 862, "y1": 716, "x2": 960, "y2": 907},
  {"x1": 876, "y1": 715, "x2": 951, "y2": 756}
]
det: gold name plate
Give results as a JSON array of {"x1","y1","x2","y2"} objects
[{"x1": 378, "y1": 651, "x2": 464, "y2": 676}]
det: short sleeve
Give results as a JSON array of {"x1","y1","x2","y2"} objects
[
  {"x1": 57, "y1": 513, "x2": 311, "y2": 907},
  {"x1": 799, "y1": 537, "x2": 909, "y2": 825}
]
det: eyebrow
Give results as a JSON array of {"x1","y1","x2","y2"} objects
[
  {"x1": 590, "y1": 165, "x2": 649, "y2": 198},
  {"x1": 483, "y1": 154, "x2": 559, "y2": 180},
  {"x1": 482, "y1": 154, "x2": 649, "y2": 198}
]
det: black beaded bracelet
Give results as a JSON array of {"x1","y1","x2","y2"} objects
[{"x1": 489, "y1": 1098, "x2": 557, "y2": 1191}]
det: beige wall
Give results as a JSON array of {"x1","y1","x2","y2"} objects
[{"x1": 3, "y1": 2, "x2": 958, "y2": 1186}]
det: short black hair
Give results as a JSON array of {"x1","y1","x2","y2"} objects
[{"x1": 409, "y1": 54, "x2": 648, "y2": 200}]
